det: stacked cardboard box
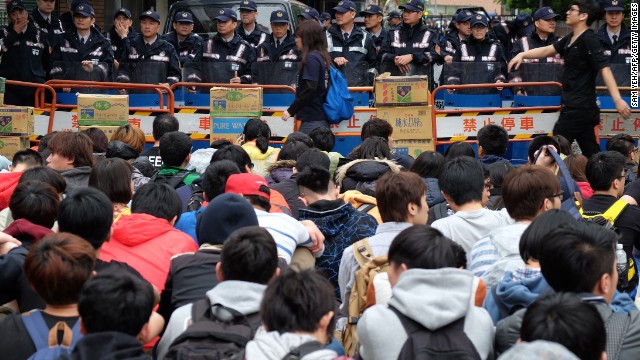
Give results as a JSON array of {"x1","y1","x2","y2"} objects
[
  {"x1": 0, "y1": 106, "x2": 34, "y2": 158},
  {"x1": 76, "y1": 94, "x2": 130, "y2": 141},
  {"x1": 375, "y1": 75, "x2": 434, "y2": 155},
  {"x1": 210, "y1": 87, "x2": 262, "y2": 143}
]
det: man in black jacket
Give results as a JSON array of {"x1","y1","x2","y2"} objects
[
  {"x1": 31, "y1": 0, "x2": 63, "y2": 47},
  {"x1": 163, "y1": 11, "x2": 203, "y2": 67},
  {"x1": 237, "y1": 0, "x2": 269, "y2": 47},
  {"x1": 254, "y1": 10, "x2": 300, "y2": 86},
  {"x1": 103, "y1": 8, "x2": 137, "y2": 70},
  {"x1": 597, "y1": 0, "x2": 631, "y2": 69}
]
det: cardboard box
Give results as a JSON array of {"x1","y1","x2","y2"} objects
[
  {"x1": 210, "y1": 117, "x2": 249, "y2": 143},
  {"x1": 77, "y1": 94, "x2": 129, "y2": 126},
  {"x1": 376, "y1": 106, "x2": 433, "y2": 140},
  {"x1": 210, "y1": 87, "x2": 262, "y2": 117},
  {"x1": 0, "y1": 106, "x2": 34, "y2": 136},
  {"x1": 393, "y1": 139, "x2": 435, "y2": 158},
  {"x1": 375, "y1": 74, "x2": 429, "y2": 106},
  {"x1": 0, "y1": 136, "x2": 29, "y2": 158},
  {"x1": 78, "y1": 125, "x2": 126, "y2": 141}
]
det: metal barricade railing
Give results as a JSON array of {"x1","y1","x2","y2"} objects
[
  {"x1": 6, "y1": 80, "x2": 58, "y2": 134},
  {"x1": 431, "y1": 82, "x2": 563, "y2": 147}
]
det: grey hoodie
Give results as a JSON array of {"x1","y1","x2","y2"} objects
[
  {"x1": 479, "y1": 223, "x2": 528, "y2": 289},
  {"x1": 156, "y1": 280, "x2": 267, "y2": 360},
  {"x1": 57, "y1": 166, "x2": 92, "y2": 193},
  {"x1": 357, "y1": 268, "x2": 494, "y2": 360},
  {"x1": 245, "y1": 332, "x2": 337, "y2": 360}
]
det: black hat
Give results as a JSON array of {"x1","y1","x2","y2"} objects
[
  {"x1": 320, "y1": 12, "x2": 331, "y2": 20},
  {"x1": 74, "y1": 3, "x2": 95, "y2": 17},
  {"x1": 239, "y1": 0, "x2": 258, "y2": 11},
  {"x1": 399, "y1": 0, "x2": 424, "y2": 12},
  {"x1": 333, "y1": 0, "x2": 357, "y2": 13},
  {"x1": 603, "y1": 0, "x2": 625, "y2": 11},
  {"x1": 215, "y1": 8, "x2": 238, "y2": 22},
  {"x1": 270, "y1": 10, "x2": 290, "y2": 23},
  {"x1": 387, "y1": 10, "x2": 402, "y2": 19},
  {"x1": 360, "y1": 5, "x2": 383, "y2": 16},
  {"x1": 139, "y1": 10, "x2": 161, "y2": 23},
  {"x1": 470, "y1": 13, "x2": 489, "y2": 27},
  {"x1": 299, "y1": 8, "x2": 320, "y2": 20},
  {"x1": 196, "y1": 193, "x2": 259, "y2": 245},
  {"x1": 454, "y1": 10, "x2": 474, "y2": 23},
  {"x1": 114, "y1": 7, "x2": 132, "y2": 19},
  {"x1": 6, "y1": 0, "x2": 26, "y2": 13},
  {"x1": 533, "y1": 7, "x2": 561, "y2": 21},
  {"x1": 513, "y1": 13, "x2": 534, "y2": 36},
  {"x1": 174, "y1": 11, "x2": 194, "y2": 23}
]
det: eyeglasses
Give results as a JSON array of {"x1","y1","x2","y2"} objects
[
  {"x1": 618, "y1": 172, "x2": 627, "y2": 180},
  {"x1": 547, "y1": 191, "x2": 564, "y2": 199},
  {"x1": 568, "y1": 7, "x2": 581, "y2": 13}
]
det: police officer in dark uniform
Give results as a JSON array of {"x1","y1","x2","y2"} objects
[
  {"x1": 49, "y1": 3, "x2": 113, "y2": 84},
  {"x1": 103, "y1": 8, "x2": 137, "y2": 70},
  {"x1": 379, "y1": 0, "x2": 442, "y2": 79},
  {"x1": 326, "y1": 0, "x2": 377, "y2": 86},
  {"x1": 298, "y1": 8, "x2": 320, "y2": 24},
  {"x1": 31, "y1": 0, "x2": 63, "y2": 47},
  {"x1": 441, "y1": 10, "x2": 473, "y2": 64},
  {"x1": 320, "y1": 12, "x2": 332, "y2": 31},
  {"x1": 0, "y1": 0, "x2": 49, "y2": 106},
  {"x1": 116, "y1": 10, "x2": 181, "y2": 87},
  {"x1": 509, "y1": 7, "x2": 563, "y2": 95},
  {"x1": 386, "y1": 10, "x2": 402, "y2": 30},
  {"x1": 163, "y1": 11, "x2": 203, "y2": 67},
  {"x1": 254, "y1": 10, "x2": 300, "y2": 86},
  {"x1": 360, "y1": 5, "x2": 387, "y2": 55},
  {"x1": 446, "y1": 14, "x2": 506, "y2": 94},
  {"x1": 59, "y1": 0, "x2": 102, "y2": 33},
  {"x1": 192, "y1": 8, "x2": 255, "y2": 84},
  {"x1": 237, "y1": 0, "x2": 269, "y2": 48},
  {"x1": 597, "y1": 0, "x2": 631, "y2": 65},
  {"x1": 492, "y1": 13, "x2": 533, "y2": 60}
]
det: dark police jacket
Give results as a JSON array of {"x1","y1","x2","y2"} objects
[
  {"x1": 103, "y1": 26, "x2": 138, "y2": 65},
  {"x1": 116, "y1": 34, "x2": 181, "y2": 85},
  {"x1": 50, "y1": 26, "x2": 113, "y2": 82},
  {"x1": 326, "y1": 24, "x2": 377, "y2": 86},
  {"x1": 597, "y1": 23, "x2": 632, "y2": 64},
  {"x1": 441, "y1": 30, "x2": 466, "y2": 57},
  {"x1": 0, "y1": 22, "x2": 49, "y2": 83},
  {"x1": 380, "y1": 22, "x2": 443, "y2": 68},
  {"x1": 237, "y1": 22, "x2": 269, "y2": 47},
  {"x1": 193, "y1": 33, "x2": 256, "y2": 84},
  {"x1": 30, "y1": 8, "x2": 63, "y2": 46},
  {"x1": 256, "y1": 32, "x2": 299, "y2": 63},
  {"x1": 446, "y1": 36, "x2": 506, "y2": 92},
  {"x1": 162, "y1": 31, "x2": 203, "y2": 66}
]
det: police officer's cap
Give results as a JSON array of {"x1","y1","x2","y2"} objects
[
  {"x1": 174, "y1": 11, "x2": 194, "y2": 23},
  {"x1": 399, "y1": 0, "x2": 424, "y2": 12},
  {"x1": 6, "y1": 0, "x2": 26, "y2": 13},
  {"x1": 513, "y1": 14, "x2": 534, "y2": 36},
  {"x1": 114, "y1": 8, "x2": 132, "y2": 20},
  {"x1": 239, "y1": 0, "x2": 258, "y2": 11},
  {"x1": 470, "y1": 13, "x2": 489, "y2": 27},
  {"x1": 360, "y1": 5, "x2": 383, "y2": 16},
  {"x1": 453, "y1": 10, "x2": 473, "y2": 23},
  {"x1": 603, "y1": 0, "x2": 625, "y2": 11},
  {"x1": 319, "y1": 12, "x2": 332, "y2": 21},
  {"x1": 387, "y1": 10, "x2": 402, "y2": 19},
  {"x1": 215, "y1": 8, "x2": 238, "y2": 22},
  {"x1": 270, "y1": 10, "x2": 290, "y2": 24},
  {"x1": 74, "y1": 3, "x2": 95, "y2": 18},
  {"x1": 533, "y1": 7, "x2": 561, "y2": 21},
  {"x1": 139, "y1": 10, "x2": 161, "y2": 23},
  {"x1": 333, "y1": 1, "x2": 357, "y2": 13},
  {"x1": 299, "y1": 8, "x2": 320, "y2": 20}
]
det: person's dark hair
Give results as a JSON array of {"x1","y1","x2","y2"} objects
[
  {"x1": 585, "y1": 151, "x2": 626, "y2": 191},
  {"x1": 519, "y1": 209, "x2": 576, "y2": 263},
  {"x1": 389, "y1": 225, "x2": 458, "y2": 269},
  {"x1": 89, "y1": 158, "x2": 133, "y2": 204},
  {"x1": 606, "y1": 133, "x2": 635, "y2": 160},
  {"x1": 111, "y1": 124, "x2": 146, "y2": 154},
  {"x1": 245, "y1": 194, "x2": 271, "y2": 212},
  {"x1": 152, "y1": 114, "x2": 180, "y2": 141},
  {"x1": 527, "y1": 136, "x2": 559, "y2": 163},
  {"x1": 81, "y1": 127, "x2": 108, "y2": 153},
  {"x1": 564, "y1": 154, "x2": 589, "y2": 182},
  {"x1": 10, "y1": 181, "x2": 59, "y2": 229},
  {"x1": 410, "y1": 151, "x2": 444, "y2": 178},
  {"x1": 38, "y1": 132, "x2": 57, "y2": 153},
  {"x1": 201, "y1": 160, "x2": 241, "y2": 201},
  {"x1": 210, "y1": 145, "x2": 252, "y2": 173},
  {"x1": 309, "y1": 127, "x2": 335, "y2": 152},
  {"x1": 502, "y1": 165, "x2": 560, "y2": 221},
  {"x1": 243, "y1": 118, "x2": 272, "y2": 154},
  {"x1": 451, "y1": 241, "x2": 467, "y2": 269},
  {"x1": 58, "y1": 187, "x2": 113, "y2": 250},
  {"x1": 439, "y1": 156, "x2": 484, "y2": 205},
  {"x1": 47, "y1": 131, "x2": 94, "y2": 168},
  {"x1": 553, "y1": 135, "x2": 572, "y2": 156},
  {"x1": 261, "y1": 269, "x2": 336, "y2": 335},
  {"x1": 477, "y1": 124, "x2": 509, "y2": 156},
  {"x1": 571, "y1": 0, "x2": 603, "y2": 26},
  {"x1": 19, "y1": 166, "x2": 67, "y2": 194},
  {"x1": 78, "y1": 270, "x2": 154, "y2": 336},
  {"x1": 277, "y1": 140, "x2": 310, "y2": 161},
  {"x1": 159, "y1": 131, "x2": 191, "y2": 167},
  {"x1": 284, "y1": 132, "x2": 314, "y2": 148},
  {"x1": 487, "y1": 161, "x2": 513, "y2": 189},
  {"x1": 540, "y1": 222, "x2": 617, "y2": 293},
  {"x1": 444, "y1": 142, "x2": 475, "y2": 160},
  {"x1": 131, "y1": 183, "x2": 182, "y2": 223},
  {"x1": 297, "y1": 166, "x2": 331, "y2": 195},
  {"x1": 296, "y1": 148, "x2": 330, "y2": 172},
  {"x1": 521, "y1": 293, "x2": 606, "y2": 360},
  {"x1": 24, "y1": 232, "x2": 96, "y2": 306},
  {"x1": 12, "y1": 149, "x2": 43, "y2": 169},
  {"x1": 210, "y1": 139, "x2": 232, "y2": 150},
  {"x1": 354, "y1": 136, "x2": 391, "y2": 160},
  {"x1": 295, "y1": 20, "x2": 332, "y2": 70},
  {"x1": 361, "y1": 118, "x2": 392, "y2": 141},
  {"x1": 376, "y1": 172, "x2": 426, "y2": 222},
  {"x1": 220, "y1": 226, "x2": 278, "y2": 284}
]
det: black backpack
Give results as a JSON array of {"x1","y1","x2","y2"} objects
[
  {"x1": 151, "y1": 169, "x2": 192, "y2": 189},
  {"x1": 390, "y1": 307, "x2": 480, "y2": 360},
  {"x1": 280, "y1": 341, "x2": 325, "y2": 360},
  {"x1": 164, "y1": 297, "x2": 260, "y2": 360}
]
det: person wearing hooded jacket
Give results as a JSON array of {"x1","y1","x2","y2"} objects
[{"x1": 357, "y1": 225, "x2": 494, "y2": 360}]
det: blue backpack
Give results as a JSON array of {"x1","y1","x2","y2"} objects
[
  {"x1": 22, "y1": 310, "x2": 83, "y2": 360},
  {"x1": 323, "y1": 66, "x2": 354, "y2": 124}
]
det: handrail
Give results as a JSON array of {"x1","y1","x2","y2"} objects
[
  {"x1": 170, "y1": 82, "x2": 296, "y2": 93},
  {"x1": 6, "y1": 80, "x2": 57, "y2": 134},
  {"x1": 44, "y1": 80, "x2": 174, "y2": 113}
]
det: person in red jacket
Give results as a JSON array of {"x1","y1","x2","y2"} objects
[
  {"x1": 99, "y1": 183, "x2": 198, "y2": 291},
  {"x1": 0, "y1": 149, "x2": 44, "y2": 210}
]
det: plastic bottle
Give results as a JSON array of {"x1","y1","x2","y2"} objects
[{"x1": 616, "y1": 243, "x2": 628, "y2": 288}]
